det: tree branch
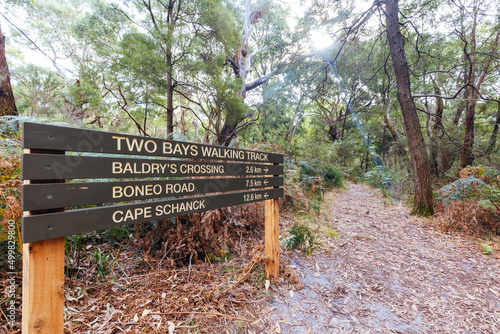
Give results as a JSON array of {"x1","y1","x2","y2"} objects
[
  {"x1": 116, "y1": 86, "x2": 149, "y2": 136},
  {"x1": 245, "y1": 72, "x2": 273, "y2": 92}
]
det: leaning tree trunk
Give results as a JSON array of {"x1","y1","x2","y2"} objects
[
  {"x1": 0, "y1": 24, "x2": 17, "y2": 116},
  {"x1": 385, "y1": 0, "x2": 433, "y2": 216}
]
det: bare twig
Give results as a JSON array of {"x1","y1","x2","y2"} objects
[
  {"x1": 150, "y1": 311, "x2": 251, "y2": 322},
  {"x1": 221, "y1": 251, "x2": 263, "y2": 295},
  {"x1": 116, "y1": 86, "x2": 149, "y2": 136},
  {"x1": 187, "y1": 252, "x2": 193, "y2": 281},
  {"x1": 225, "y1": 297, "x2": 266, "y2": 304},
  {"x1": 109, "y1": 239, "x2": 125, "y2": 282}
]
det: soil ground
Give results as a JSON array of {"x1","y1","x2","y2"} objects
[
  {"x1": 3, "y1": 184, "x2": 499, "y2": 333},
  {"x1": 255, "y1": 184, "x2": 500, "y2": 333}
]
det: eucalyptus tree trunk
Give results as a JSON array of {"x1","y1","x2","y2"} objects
[
  {"x1": 165, "y1": 0, "x2": 178, "y2": 138},
  {"x1": 453, "y1": 5, "x2": 468, "y2": 125},
  {"x1": 385, "y1": 0, "x2": 433, "y2": 216},
  {"x1": 460, "y1": 8, "x2": 478, "y2": 168},
  {"x1": 166, "y1": 52, "x2": 174, "y2": 137},
  {"x1": 0, "y1": 24, "x2": 17, "y2": 116},
  {"x1": 486, "y1": 102, "x2": 500, "y2": 155},
  {"x1": 461, "y1": 86, "x2": 476, "y2": 168},
  {"x1": 429, "y1": 79, "x2": 444, "y2": 176},
  {"x1": 460, "y1": 14, "x2": 500, "y2": 167},
  {"x1": 220, "y1": 0, "x2": 272, "y2": 146}
]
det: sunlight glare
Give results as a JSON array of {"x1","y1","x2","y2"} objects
[{"x1": 310, "y1": 30, "x2": 333, "y2": 49}]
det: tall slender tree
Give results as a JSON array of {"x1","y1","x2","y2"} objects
[
  {"x1": 459, "y1": 4, "x2": 500, "y2": 167},
  {"x1": 0, "y1": 23, "x2": 17, "y2": 116},
  {"x1": 385, "y1": 0, "x2": 433, "y2": 215},
  {"x1": 220, "y1": 0, "x2": 278, "y2": 145}
]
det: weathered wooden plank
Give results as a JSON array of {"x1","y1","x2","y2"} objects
[
  {"x1": 22, "y1": 122, "x2": 283, "y2": 163},
  {"x1": 22, "y1": 237, "x2": 65, "y2": 334},
  {"x1": 21, "y1": 154, "x2": 284, "y2": 180},
  {"x1": 22, "y1": 188, "x2": 284, "y2": 243},
  {"x1": 22, "y1": 177, "x2": 284, "y2": 211}
]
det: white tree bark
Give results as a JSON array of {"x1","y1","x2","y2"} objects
[{"x1": 229, "y1": 0, "x2": 272, "y2": 98}]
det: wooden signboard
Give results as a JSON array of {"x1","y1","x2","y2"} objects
[
  {"x1": 23, "y1": 188, "x2": 283, "y2": 243},
  {"x1": 22, "y1": 176, "x2": 283, "y2": 211},
  {"x1": 21, "y1": 154, "x2": 283, "y2": 180},
  {"x1": 21, "y1": 122, "x2": 284, "y2": 334},
  {"x1": 23, "y1": 122, "x2": 283, "y2": 163}
]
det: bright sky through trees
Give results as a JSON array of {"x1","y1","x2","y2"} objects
[
  {"x1": 1, "y1": 0, "x2": 374, "y2": 71},
  {"x1": 310, "y1": 30, "x2": 333, "y2": 49}
]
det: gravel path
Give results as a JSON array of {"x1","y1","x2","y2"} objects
[{"x1": 257, "y1": 184, "x2": 500, "y2": 334}]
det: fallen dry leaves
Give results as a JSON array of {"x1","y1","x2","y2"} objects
[
  {"x1": 256, "y1": 184, "x2": 500, "y2": 333},
  {"x1": 3, "y1": 183, "x2": 499, "y2": 333}
]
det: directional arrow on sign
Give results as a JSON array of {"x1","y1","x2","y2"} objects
[
  {"x1": 263, "y1": 179, "x2": 269, "y2": 186},
  {"x1": 264, "y1": 167, "x2": 269, "y2": 173},
  {"x1": 264, "y1": 192, "x2": 269, "y2": 199}
]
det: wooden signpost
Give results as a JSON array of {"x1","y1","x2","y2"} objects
[{"x1": 21, "y1": 122, "x2": 284, "y2": 334}]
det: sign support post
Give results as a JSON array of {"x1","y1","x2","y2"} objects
[
  {"x1": 22, "y1": 238, "x2": 65, "y2": 333},
  {"x1": 22, "y1": 148, "x2": 65, "y2": 334},
  {"x1": 265, "y1": 197, "x2": 280, "y2": 279}
]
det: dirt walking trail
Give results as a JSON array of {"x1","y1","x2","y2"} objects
[{"x1": 258, "y1": 184, "x2": 500, "y2": 333}]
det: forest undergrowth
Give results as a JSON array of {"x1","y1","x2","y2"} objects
[
  {"x1": 1, "y1": 121, "x2": 499, "y2": 333},
  {"x1": 364, "y1": 162, "x2": 500, "y2": 245},
  {"x1": 0, "y1": 123, "x2": 344, "y2": 333}
]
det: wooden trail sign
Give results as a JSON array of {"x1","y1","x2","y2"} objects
[
  {"x1": 22, "y1": 176, "x2": 283, "y2": 211},
  {"x1": 21, "y1": 122, "x2": 284, "y2": 334},
  {"x1": 22, "y1": 154, "x2": 283, "y2": 180},
  {"x1": 23, "y1": 122, "x2": 283, "y2": 163},
  {"x1": 23, "y1": 188, "x2": 283, "y2": 243}
]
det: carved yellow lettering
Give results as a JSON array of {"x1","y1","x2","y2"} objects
[
  {"x1": 124, "y1": 210, "x2": 134, "y2": 221},
  {"x1": 143, "y1": 207, "x2": 152, "y2": 219},
  {"x1": 181, "y1": 144, "x2": 190, "y2": 155},
  {"x1": 190, "y1": 145, "x2": 198, "y2": 156},
  {"x1": 200, "y1": 146, "x2": 211, "y2": 157},
  {"x1": 123, "y1": 163, "x2": 133, "y2": 173},
  {"x1": 112, "y1": 136, "x2": 126, "y2": 151},
  {"x1": 151, "y1": 164, "x2": 159, "y2": 174},
  {"x1": 112, "y1": 162, "x2": 123, "y2": 174},
  {"x1": 141, "y1": 163, "x2": 150, "y2": 174},
  {"x1": 144, "y1": 140, "x2": 157, "y2": 153},
  {"x1": 163, "y1": 142, "x2": 172, "y2": 154},
  {"x1": 155, "y1": 204, "x2": 164, "y2": 216},
  {"x1": 113, "y1": 210, "x2": 124, "y2": 223},
  {"x1": 172, "y1": 144, "x2": 182, "y2": 155},
  {"x1": 125, "y1": 138, "x2": 143, "y2": 152},
  {"x1": 112, "y1": 186, "x2": 122, "y2": 198}
]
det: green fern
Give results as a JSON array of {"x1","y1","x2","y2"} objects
[
  {"x1": 437, "y1": 176, "x2": 489, "y2": 206},
  {"x1": 480, "y1": 243, "x2": 493, "y2": 255},
  {"x1": 281, "y1": 224, "x2": 315, "y2": 254}
]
